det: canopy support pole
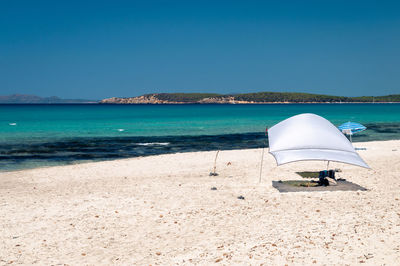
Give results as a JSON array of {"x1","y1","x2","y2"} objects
[
  {"x1": 327, "y1": 160, "x2": 330, "y2": 171},
  {"x1": 259, "y1": 146, "x2": 265, "y2": 183},
  {"x1": 209, "y1": 150, "x2": 220, "y2": 176},
  {"x1": 259, "y1": 128, "x2": 268, "y2": 183}
]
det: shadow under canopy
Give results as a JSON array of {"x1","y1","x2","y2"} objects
[{"x1": 268, "y1": 113, "x2": 370, "y2": 169}]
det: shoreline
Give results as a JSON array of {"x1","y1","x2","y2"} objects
[
  {"x1": 98, "y1": 101, "x2": 400, "y2": 104},
  {"x1": 2, "y1": 138, "x2": 400, "y2": 173},
  {"x1": 2, "y1": 102, "x2": 400, "y2": 105},
  {"x1": 1, "y1": 139, "x2": 399, "y2": 264}
]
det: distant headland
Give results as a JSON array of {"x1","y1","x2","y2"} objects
[
  {"x1": 100, "y1": 92, "x2": 400, "y2": 104},
  {"x1": 0, "y1": 94, "x2": 96, "y2": 104}
]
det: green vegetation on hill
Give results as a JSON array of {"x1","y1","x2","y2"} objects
[
  {"x1": 149, "y1": 93, "x2": 222, "y2": 102},
  {"x1": 352, "y1": 94, "x2": 400, "y2": 102},
  {"x1": 148, "y1": 92, "x2": 400, "y2": 103},
  {"x1": 232, "y1": 92, "x2": 350, "y2": 103}
]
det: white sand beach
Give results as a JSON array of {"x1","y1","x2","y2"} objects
[{"x1": 1, "y1": 140, "x2": 400, "y2": 265}]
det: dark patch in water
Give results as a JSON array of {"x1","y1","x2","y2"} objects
[
  {"x1": 346, "y1": 123, "x2": 400, "y2": 142},
  {"x1": 0, "y1": 132, "x2": 268, "y2": 171},
  {"x1": 364, "y1": 123, "x2": 400, "y2": 134}
]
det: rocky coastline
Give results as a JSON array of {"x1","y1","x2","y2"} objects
[{"x1": 100, "y1": 94, "x2": 400, "y2": 104}]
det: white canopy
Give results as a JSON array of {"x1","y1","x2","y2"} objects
[{"x1": 268, "y1": 113, "x2": 370, "y2": 168}]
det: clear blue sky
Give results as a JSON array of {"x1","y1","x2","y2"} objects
[{"x1": 1, "y1": 0, "x2": 399, "y2": 99}]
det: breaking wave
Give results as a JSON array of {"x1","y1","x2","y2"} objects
[{"x1": 137, "y1": 142, "x2": 170, "y2": 146}]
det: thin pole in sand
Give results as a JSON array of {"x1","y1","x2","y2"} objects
[
  {"x1": 327, "y1": 160, "x2": 330, "y2": 171},
  {"x1": 259, "y1": 127, "x2": 268, "y2": 183},
  {"x1": 210, "y1": 150, "x2": 220, "y2": 176},
  {"x1": 259, "y1": 146, "x2": 265, "y2": 183}
]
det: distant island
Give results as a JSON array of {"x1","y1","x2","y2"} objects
[
  {"x1": 0, "y1": 94, "x2": 97, "y2": 104},
  {"x1": 2, "y1": 92, "x2": 400, "y2": 104},
  {"x1": 100, "y1": 92, "x2": 400, "y2": 104}
]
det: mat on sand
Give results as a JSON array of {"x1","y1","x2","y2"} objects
[{"x1": 272, "y1": 180, "x2": 367, "y2": 193}]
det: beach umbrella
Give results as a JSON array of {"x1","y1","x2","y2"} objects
[
  {"x1": 268, "y1": 113, "x2": 369, "y2": 168},
  {"x1": 338, "y1": 122, "x2": 366, "y2": 143}
]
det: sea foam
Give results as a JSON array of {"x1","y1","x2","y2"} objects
[{"x1": 137, "y1": 142, "x2": 170, "y2": 146}]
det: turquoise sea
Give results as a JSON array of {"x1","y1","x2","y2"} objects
[{"x1": 1, "y1": 103, "x2": 400, "y2": 171}]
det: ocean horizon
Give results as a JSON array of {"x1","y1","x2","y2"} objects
[{"x1": 1, "y1": 103, "x2": 400, "y2": 172}]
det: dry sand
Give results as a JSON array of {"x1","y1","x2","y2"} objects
[{"x1": 1, "y1": 140, "x2": 400, "y2": 265}]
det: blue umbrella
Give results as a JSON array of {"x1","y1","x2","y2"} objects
[{"x1": 338, "y1": 122, "x2": 366, "y2": 142}]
